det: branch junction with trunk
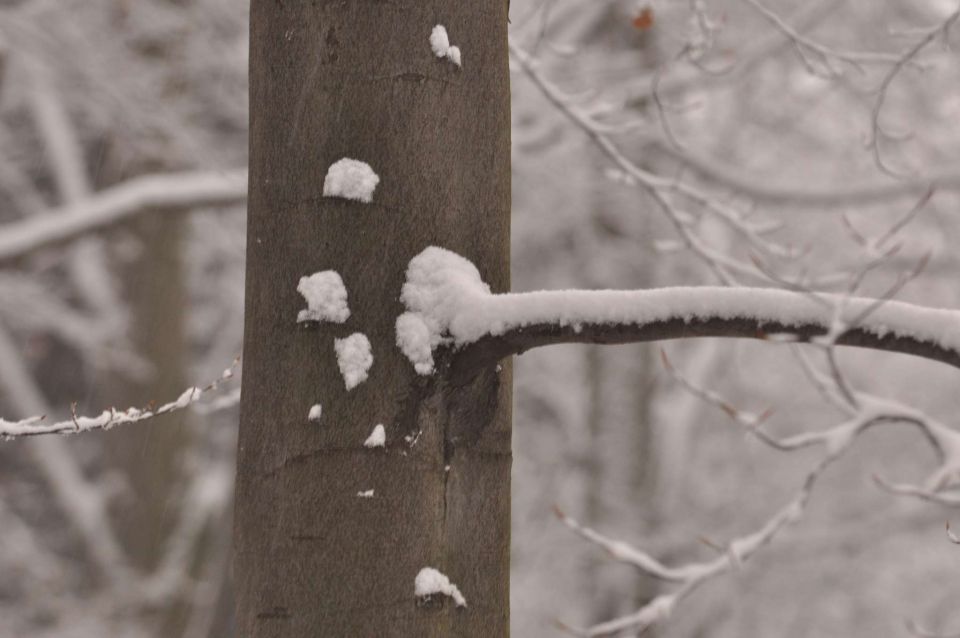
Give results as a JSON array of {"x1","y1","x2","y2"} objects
[{"x1": 396, "y1": 246, "x2": 960, "y2": 382}]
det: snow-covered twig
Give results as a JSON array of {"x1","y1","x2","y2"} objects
[
  {"x1": 576, "y1": 340, "x2": 960, "y2": 636},
  {"x1": 0, "y1": 360, "x2": 238, "y2": 438},
  {"x1": 509, "y1": 40, "x2": 791, "y2": 285},
  {"x1": 555, "y1": 485, "x2": 809, "y2": 636},
  {"x1": 742, "y1": 0, "x2": 913, "y2": 76},
  {"x1": 869, "y1": 4, "x2": 960, "y2": 177}
]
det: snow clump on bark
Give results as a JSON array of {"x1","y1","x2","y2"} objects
[
  {"x1": 322, "y1": 158, "x2": 379, "y2": 203},
  {"x1": 334, "y1": 333, "x2": 373, "y2": 390},
  {"x1": 297, "y1": 270, "x2": 350, "y2": 324}
]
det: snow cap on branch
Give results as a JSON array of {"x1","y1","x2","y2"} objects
[{"x1": 396, "y1": 246, "x2": 491, "y2": 374}]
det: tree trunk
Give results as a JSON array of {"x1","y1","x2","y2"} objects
[{"x1": 236, "y1": 1, "x2": 511, "y2": 636}]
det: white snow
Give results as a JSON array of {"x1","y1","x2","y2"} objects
[
  {"x1": 396, "y1": 312, "x2": 435, "y2": 374},
  {"x1": 396, "y1": 247, "x2": 490, "y2": 374},
  {"x1": 174, "y1": 387, "x2": 202, "y2": 409},
  {"x1": 364, "y1": 424, "x2": 386, "y2": 448},
  {"x1": 430, "y1": 25, "x2": 462, "y2": 67},
  {"x1": 308, "y1": 404, "x2": 323, "y2": 422},
  {"x1": 322, "y1": 158, "x2": 379, "y2": 203},
  {"x1": 297, "y1": 270, "x2": 350, "y2": 324},
  {"x1": 446, "y1": 45, "x2": 461, "y2": 67},
  {"x1": 1, "y1": 383, "x2": 207, "y2": 438},
  {"x1": 415, "y1": 567, "x2": 467, "y2": 607},
  {"x1": 357, "y1": 489, "x2": 375, "y2": 498},
  {"x1": 395, "y1": 246, "x2": 960, "y2": 373},
  {"x1": 334, "y1": 333, "x2": 373, "y2": 390}
]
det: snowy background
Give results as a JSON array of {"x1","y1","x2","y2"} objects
[{"x1": 1, "y1": 0, "x2": 960, "y2": 636}]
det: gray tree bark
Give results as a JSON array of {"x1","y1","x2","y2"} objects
[{"x1": 236, "y1": 1, "x2": 511, "y2": 636}]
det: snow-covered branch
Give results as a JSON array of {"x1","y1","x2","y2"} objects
[
  {"x1": 0, "y1": 362, "x2": 237, "y2": 439},
  {"x1": 0, "y1": 169, "x2": 247, "y2": 263},
  {"x1": 555, "y1": 485, "x2": 809, "y2": 636},
  {"x1": 396, "y1": 247, "x2": 960, "y2": 380}
]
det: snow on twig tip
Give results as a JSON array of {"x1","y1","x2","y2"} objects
[{"x1": 322, "y1": 158, "x2": 379, "y2": 203}]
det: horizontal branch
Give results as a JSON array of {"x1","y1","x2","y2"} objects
[
  {"x1": 396, "y1": 248, "x2": 960, "y2": 382},
  {"x1": 452, "y1": 312, "x2": 960, "y2": 382},
  {"x1": 0, "y1": 169, "x2": 247, "y2": 264},
  {"x1": 0, "y1": 363, "x2": 237, "y2": 439}
]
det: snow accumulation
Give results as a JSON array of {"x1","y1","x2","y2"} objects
[
  {"x1": 395, "y1": 246, "x2": 960, "y2": 374},
  {"x1": 395, "y1": 312, "x2": 435, "y2": 374},
  {"x1": 308, "y1": 404, "x2": 323, "y2": 423},
  {"x1": 396, "y1": 247, "x2": 491, "y2": 374},
  {"x1": 322, "y1": 158, "x2": 379, "y2": 203},
  {"x1": 364, "y1": 424, "x2": 386, "y2": 448},
  {"x1": 1, "y1": 386, "x2": 204, "y2": 438},
  {"x1": 415, "y1": 567, "x2": 467, "y2": 607},
  {"x1": 297, "y1": 270, "x2": 350, "y2": 324},
  {"x1": 429, "y1": 25, "x2": 461, "y2": 67},
  {"x1": 334, "y1": 333, "x2": 373, "y2": 390}
]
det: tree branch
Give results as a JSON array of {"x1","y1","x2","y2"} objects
[
  {"x1": 396, "y1": 248, "x2": 960, "y2": 382},
  {"x1": 452, "y1": 312, "x2": 960, "y2": 383},
  {"x1": 0, "y1": 169, "x2": 247, "y2": 264}
]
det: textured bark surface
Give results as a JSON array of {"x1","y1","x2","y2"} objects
[{"x1": 236, "y1": 1, "x2": 511, "y2": 636}]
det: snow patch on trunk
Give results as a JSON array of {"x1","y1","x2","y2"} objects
[
  {"x1": 364, "y1": 424, "x2": 386, "y2": 448},
  {"x1": 415, "y1": 567, "x2": 467, "y2": 607},
  {"x1": 334, "y1": 333, "x2": 373, "y2": 390},
  {"x1": 322, "y1": 158, "x2": 379, "y2": 203},
  {"x1": 429, "y1": 25, "x2": 462, "y2": 67},
  {"x1": 297, "y1": 270, "x2": 350, "y2": 324}
]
